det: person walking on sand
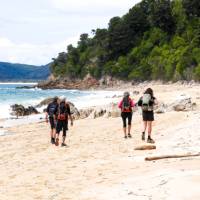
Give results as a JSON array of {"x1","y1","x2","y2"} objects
[
  {"x1": 46, "y1": 97, "x2": 59, "y2": 144},
  {"x1": 118, "y1": 92, "x2": 135, "y2": 139},
  {"x1": 137, "y1": 88, "x2": 158, "y2": 143},
  {"x1": 55, "y1": 98, "x2": 73, "y2": 147}
]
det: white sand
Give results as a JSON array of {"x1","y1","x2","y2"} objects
[{"x1": 0, "y1": 83, "x2": 200, "y2": 200}]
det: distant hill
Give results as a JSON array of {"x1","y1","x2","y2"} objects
[{"x1": 0, "y1": 62, "x2": 50, "y2": 81}]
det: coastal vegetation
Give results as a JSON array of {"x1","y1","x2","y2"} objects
[{"x1": 51, "y1": 0, "x2": 200, "y2": 81}]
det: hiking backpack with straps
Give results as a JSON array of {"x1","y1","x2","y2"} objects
[
  {"x1": 142, "y1": 94, "x2": 153, "y2": 111},
  {"x1": 122, "y1": 97, "x2": 132, "y2": 112},
  {"x1": 57, "y1": 102, "x2": 68, "y2": 121},
  {"x1": 48, "y1": 103, "x2": 57, "y2": 117}
]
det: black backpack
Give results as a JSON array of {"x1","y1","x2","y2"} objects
[{"x1": 48, "y1": 103, "x2": 57, "y2": 117}]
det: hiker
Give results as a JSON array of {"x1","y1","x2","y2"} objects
[
  {"x1": 137, "y1": 88, "x2": 158, "y2": 143},
  {"x1": 55, "y1": 98, "x2": 73, "y2": 147},
  {"x1": 46, "y1": 97, "x2": 59, "y2": 144},
  {"x1": 118, "y1": 92, "x2": 135, "y2": 139}
]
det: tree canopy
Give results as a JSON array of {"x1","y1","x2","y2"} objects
[{"x1": 51, "y1": 0, "x2": 200, "y2": 81}]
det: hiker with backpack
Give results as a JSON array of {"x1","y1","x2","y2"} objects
[
  {"x1": 46, "y1": 97, "x2": 59, "y2": 144},
  {"x1": 118, "y1": 92, "x2": 135, "y2": 139},
  {"x1": 137, "y1": 88, "x2": 158, "y2": 143},
  {"x1": 55, "y1": 98, "x2": 73, "y2": 147}
]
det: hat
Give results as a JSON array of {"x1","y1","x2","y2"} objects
[
  {"x1": 53, "y1": 96, "x2": 58, "y2": 102},
  {"x1": 124, "y1": 91, "x2": 130, "y2": 97}
]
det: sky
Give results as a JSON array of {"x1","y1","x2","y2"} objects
[{"x1": 0, "y1": 0, "x2": 141, "y2": 65}]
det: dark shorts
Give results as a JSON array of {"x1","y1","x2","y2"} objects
[
  {"x1": 142, "y1": 111, "x2": 154, "y2": 121},
  {"x1": 49, "y1": 116, "x2": 56, "y2": 129},
  {"x1": 121, "y1": 112, "x2": 132, "y2": 128},
  {"x1": 56, "y1": 120, "x2": 68, "y2": 137}
]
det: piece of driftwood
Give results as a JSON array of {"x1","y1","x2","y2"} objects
[
  {"x1": 134, "y1": 145, "x2": 156, "y2": 150},
  {"x1": 145, "y1": 153, "x2": 200, "y2": 161}
]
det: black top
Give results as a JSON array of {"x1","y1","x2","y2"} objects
[{"x1": 57, "y1": 102, "x2": 71, "y2": 115}]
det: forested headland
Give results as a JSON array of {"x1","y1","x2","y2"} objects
[{"x1": 51, "y1": 0, "x2": 200, "y2": 82}]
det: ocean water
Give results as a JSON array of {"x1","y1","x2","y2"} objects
[{"x1": 0, "y1": 83, "x2": 122, "y2": 120}]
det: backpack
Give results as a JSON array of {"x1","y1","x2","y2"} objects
[
  {"x1": 57, "y1": 102, "x2": 68, "y2": 121},
  {"x1": 142, "y1": 94, "x2": 153, "y2": 111},
  {"x1": 48, "y1": 103, "x2": 57, "y2": 117},
  {"x1": 122, "y1": 97, "x2": 131, "y2": 112}
]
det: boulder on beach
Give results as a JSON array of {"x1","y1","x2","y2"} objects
[
  {"x1": 88, "y1": 108, "x2": 106, "y2": 119},
  {"x1": 169, "y1": 97, "x2": 197, "y2": 112},
  {"x1": 11, "y1": 104, "x2": 39, "y2": 117},
  {"x1": 155, "y1": 102, "x2": 167, "y2": 114}
]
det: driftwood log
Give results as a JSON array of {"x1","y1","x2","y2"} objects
[
  {"x1": 134, "y1": 145, "x2": 156, "y2": 150},
  {"x1": 145, "y1": 153, "x2": 200, "y2": 161}
]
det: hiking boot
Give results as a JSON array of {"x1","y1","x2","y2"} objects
[
  {"x1": 142, "y1": 132, "x2": 145, "y2": 141},
  {"x1": 128, "y1": 133, "x2": 132, "y2": 138},
  {"x1": 55, "y1": 138, "x2": 59, "y2": 146},
  {"x1": 147, "y1": 137, "x2": 155, "y2": 144},
  {"x1": 51, "y1": 138, "x2": 55, "y2": 144},
  {"x1": 61, "y1": 143, "x2": 67, "y2": 147}
]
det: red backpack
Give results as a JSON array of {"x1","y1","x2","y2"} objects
[{"x1": 122, "y1": 97, "x2": 132, "y2": 112}]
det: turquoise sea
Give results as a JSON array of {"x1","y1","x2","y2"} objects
[{"x1": 0, "y1": 83, "x2": 122, "y2": 119}]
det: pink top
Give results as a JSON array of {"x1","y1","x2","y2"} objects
[{"x1": 118, "y1": 98, "x2": 135, "y2": 109}]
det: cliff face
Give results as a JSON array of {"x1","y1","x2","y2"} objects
[
  {"x1": 37, "y1": 75, "x2": 127, "y2": 90},
  {"x1": 37, "y1": 76, "x2": 100, "y2": 90}
]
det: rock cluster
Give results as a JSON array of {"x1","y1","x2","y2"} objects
[
  {"x1": 11, "y1": 104, "x2": 39, "y2": 117},
  {"x1": 37, "y1": 76, "x2": 100, "y2": 90}
]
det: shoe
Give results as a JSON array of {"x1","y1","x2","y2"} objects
[
  {"x1": 142, "y1": 132, "x2": 145, "y2": 141},
  {"x1": 55, "y1": 138, "x2": 59, "y2": 146},
  {"x1": 128, "y1": 133, "x2": 132, "y2": 138},
  {"x1": 147, "y1": 137, "x2": 155, "y2": 144},
  {"x1": 51, "y1": 138, "x2": 55, "y2": 144},
  {"x1": 61, "y1": 143, "x2": 67, "y2": 147},
  {"x1": 124, "y1": 135, "x2": 128, "y2": 139}
]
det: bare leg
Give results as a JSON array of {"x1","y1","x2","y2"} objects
[
  {"x1": 123, "y1": 127, "x2": 127, "y2": 137},
  {"x1": 50, "y1": 129, "x2": 53, "y2": 138},
  {"x1": 143, "y1": 121, "x2": 147, "y2": 133},
  {"x1": 128, "y1": 125, "x2": 131, "y2": 134},
  {"x1": 55, "y1": 133, "x2": 59, "y2": 146},
  {"x1": 52, "y1": 128, "x2": 56, "y2": 139},
  {"x1": 147, "y1": 121, "x2": 152, "y2": 137},
  {"x1": 62, "y1": 136, "x2": 66, "y2": 144},
  {"x1": 147, "y1": 121, "x2": 155, "y2": 143}
]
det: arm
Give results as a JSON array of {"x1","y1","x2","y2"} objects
[
  {"x1": 118, "y1": 100, "x2": 123, "y2": 109},
  {"x1": 137, "y1": 97, "x2": 142, "y2": 107},
  {"x1": 45, "y1": 105, "x2": 49, "y2": 123},
  {"x1": 154, "y1": 98, "x2": 158, "y2": 105},
  {"x1": 131, "y1": 99, "x2": 135, "y2": 107},
  {"x1": 67, "y1": 104, "x2": 73, "y2": 126}
]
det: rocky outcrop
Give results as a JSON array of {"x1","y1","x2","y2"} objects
[
  {"x1": 169, "y1": 97, "x2": 196, "y2": 112},
  {"x1": 11, "y1": 104, "x2": 39, "y2": 117},
  {"x1": 37, "y1": 75, "x2": 100, "y2": 90},
  {"x1": 154, "y1": 103, "x2": 167, "y2": 114}
]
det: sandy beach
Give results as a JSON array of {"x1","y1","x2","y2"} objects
[{"x1": 1, "y1": 83, "x2": 200, "y2": 200}]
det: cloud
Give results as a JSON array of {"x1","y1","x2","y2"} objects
[
  {"x1": 0, "y1": 36, "x2": 79, "y2": 65},
  {"x1": 50, "y1": 0, "x2": 140, "y2": 15},
  {"x1": 0, "y1": 0, "x2": 141, "y2": 65}
]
